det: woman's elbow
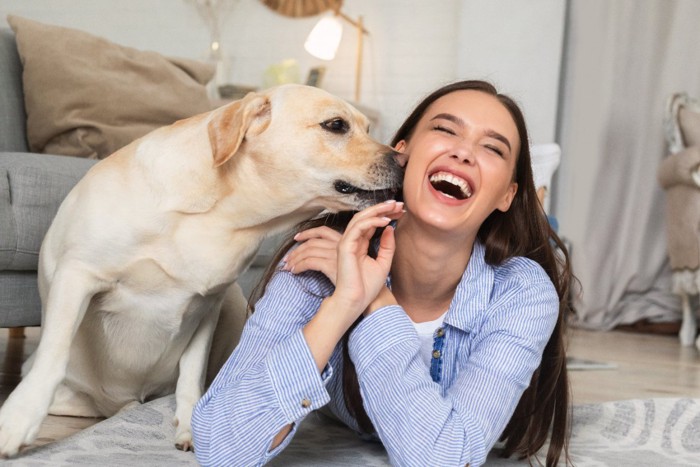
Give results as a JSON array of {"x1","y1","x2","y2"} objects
[{"x1": 191, "y1": 400, "x2": 280, "y2": 466}]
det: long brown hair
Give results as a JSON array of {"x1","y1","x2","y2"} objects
[{"x1": 250, "y1": 80, "x2": 573, "y2": 466}]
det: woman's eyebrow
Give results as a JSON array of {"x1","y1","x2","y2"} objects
[
  {"x1": 431, "y1": 112, "x2": 464, "y2": 126},
  {"x1": 430, "y1": 113, "x2": 512, "y2": 152},
  {"x1": 484, "y1": 130, "x2": 512, "y2": 152}
]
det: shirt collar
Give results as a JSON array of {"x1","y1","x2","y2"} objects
[
  {"x1": 443, "y1": 241, "x2": 493, "y2": 332},
  {"x1": 385, "y1": 241, "x2": 494, "y2": 333}
]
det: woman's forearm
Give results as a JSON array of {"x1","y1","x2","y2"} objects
[
  {"x1": 270, "y1": 424, "x2": 293, "y2": 450},
  {"x1": 192, "y1": 271, "x2": 335, "y2": 465},
  {"x1": 267, "y1": 298, "x2": 355, "y2": 450},
  {"x1": 302, "y1": 297, "x2": 356, "y2": 372},
  {"x1": 193, "y1": 328, "x2": 333, "y2": 464}
]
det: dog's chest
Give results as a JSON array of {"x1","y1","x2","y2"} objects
[
  {"x1": 94, "y1": 265, "x2": 221, "y2": 368},
  {"x1": 99, "y1": 282, "x2": 207, "y2": 342},
  {"x1": 164, "y1": 225, "x2": 264, "y2": 291},
  {"x1": 104, "y1": 258, "x2": 210, "y2": 313},
  {"x1": 100, "y1": 231, "x2": 260, "y2": 316}
]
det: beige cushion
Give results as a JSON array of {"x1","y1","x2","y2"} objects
[
  {"x1": 679, "y1": 106, "x2": 700, "y2": 148},
  {"x1": 8, "y1": 15, "x2": 214, "y2": 159}
]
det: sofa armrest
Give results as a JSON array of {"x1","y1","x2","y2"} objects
[{"x1": 0, "y1": 152, "x2": 97, "y2": 272}]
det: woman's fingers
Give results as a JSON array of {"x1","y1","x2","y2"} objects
[
  {"x1": 283, "y1": 201, "x2": 404, "y2": 292},
  {"x1": 374, "y1": 224, "x2": 396, "y2": 271},
  {"x1": 286, "y1": 238, "x2": 337, "y2": 263},
  {"x1": 327, "y1": 201, "x2": 405, "y2": 315},
  {"x1": 290, "y1": 256, "x2": 338, "y2": 283},
  {"x1": 293, "y1": 226, "x2": 342, "y2": 243},
  {"x1": 283, "y1": 227, "x2": 341, "y2": 282},
  {"x1": 283, "y1": 239, "x2": 338, "y2": 283},
  {"x1": 345, "y1": 200, "x2": 404, "y2": 231},
  {"x1": 339, "y1": 218, "x2": 396, "y2": 278},
  {"x1": 338, "y1": 215, "x2": 394, "y2": 252}
]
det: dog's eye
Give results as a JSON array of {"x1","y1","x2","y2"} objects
[{"x1": 321, "y1": 118, "x2": 350, "y2": 134}]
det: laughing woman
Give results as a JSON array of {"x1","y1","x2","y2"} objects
[{"x1": 192, "y1": 80, "x2": 573, "y2": 467}]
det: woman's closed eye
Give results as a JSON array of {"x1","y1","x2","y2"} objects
[
  {"x1": 484, "y1": 144, "x2": 504, "y2": 157},
  {"x1": 433, "y1": 124, "x2": 456, "y2": 135}
]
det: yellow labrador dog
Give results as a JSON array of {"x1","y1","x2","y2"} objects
[{"x1": 0, "y1": 84, "x2": 404, "y2": 456}]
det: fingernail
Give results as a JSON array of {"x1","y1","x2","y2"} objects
[
  {"x1": 384, "y1": 199, "x2": 396, "y2": 203},
  {"x1": 293, "y1": 233, "x2": 300, "y2": 240}
]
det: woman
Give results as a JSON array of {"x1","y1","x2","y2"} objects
[{"x1": 192, "y1": 80, "x2": 572, "y2": 466}]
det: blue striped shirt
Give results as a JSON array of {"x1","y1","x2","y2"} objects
[{"x1": 192, "y1": 241, "x2": 559, "y2": 467}]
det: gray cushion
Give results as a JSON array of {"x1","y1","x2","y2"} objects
[
  {"x1": 0, "y1": 271, "x2": 41, "y2": 326},
  {"x1": 0, "y1": 28, "x2": 28, "y2": 153},
  {"x1": 0, "y1": 152, "x2": 97, "y2": 271}
]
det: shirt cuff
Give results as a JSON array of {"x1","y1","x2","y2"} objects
[
  {"x1": 266, "y1": 328, "x2": 332, "y2": 422},
  {"x1": 348, "y1": 305, "x2": 418, "y2": 372}
]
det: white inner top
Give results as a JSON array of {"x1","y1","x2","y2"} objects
[{"x1": 410, "y1": 311, "x2": 448, "y2": 367}]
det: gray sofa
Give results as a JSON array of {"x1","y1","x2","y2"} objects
[
  {"x1": 0, "y1": 28, "x2": 97, "y2": 328},
  {"x1": 0, "y1": 27, "x2": 275, "y2": 329}
]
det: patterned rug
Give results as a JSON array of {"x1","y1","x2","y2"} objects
[{"x1": 7, "y1": 396, "x2": 700, "y2": 466}]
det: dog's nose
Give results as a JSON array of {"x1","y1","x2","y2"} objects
[{"x1": 390, "y1": 150, "x2": 408, "y2": 168}]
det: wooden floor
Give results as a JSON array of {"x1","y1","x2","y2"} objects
[{"x1": 0, "y1": 326, "x2": 699, "y2": 451}]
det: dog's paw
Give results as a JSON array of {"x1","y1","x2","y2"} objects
[
  {"x1": 173, "y1": 405, "x2": 195, "y2": 451},
  {"x1": 0, "y1": 430, "x2": 29, "y2": 458},
  {"x1": 174, "y1": 426, "x2": 194, "y2": 452},
  {"x1": 0, "y1": 399, "x2": 43, "y2": 457}
]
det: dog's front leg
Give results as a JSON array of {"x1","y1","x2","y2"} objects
[
  {"x1": 0, "y1": 264, "x2": 103, "y2": 457},
  {"x1": 173, "y1": 300, "x2": 223, "y2": 451}
]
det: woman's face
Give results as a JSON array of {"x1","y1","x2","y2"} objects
[{"x1": 395, "y1": 90, "x2": 520, "y2": 235}]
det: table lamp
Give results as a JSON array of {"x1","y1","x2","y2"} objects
[{"x1": 304, "y1": 11, "x2": 368, "y2": 102}]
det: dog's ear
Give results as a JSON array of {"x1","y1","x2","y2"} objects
[{"x1": 208, "y1": 92, "x2": 271, "y2": 167}]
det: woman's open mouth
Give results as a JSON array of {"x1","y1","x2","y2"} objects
[{"x1": 428, "y1": 171, "x2": 473, "y2": 200}]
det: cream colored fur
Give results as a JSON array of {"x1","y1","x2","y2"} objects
[{"x1": 0, "y1": 84, "x2": 403, "y2": 457}]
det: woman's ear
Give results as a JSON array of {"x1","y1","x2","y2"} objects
[
  {"x1": 497, "y1": 182, "x2": 518, "y2": 212},
  {"x1": 394, "y1": 140, "x2": 407, "y2": 153}
]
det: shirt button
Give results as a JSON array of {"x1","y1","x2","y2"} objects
[
  {"x1": 436, "y1": 328, "x2": 445, "y2": 337},
  {"x1": 432, "y1": 350, "x2": 441, "y2": 359},
  {"x1": 301, "y1": 398, "x2": 311, "y2": 408}
]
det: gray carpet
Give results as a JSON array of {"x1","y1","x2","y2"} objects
[{"x1": 6, "y1": 396, "x2": 700, "y2": 466}]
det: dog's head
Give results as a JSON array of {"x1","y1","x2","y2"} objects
[{"x1": 207, "y1": 84, "x2": 405, "y2": 214}]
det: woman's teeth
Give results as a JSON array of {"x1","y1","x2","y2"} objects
[{"x1": 429, "y1": 172, "x2": 472, "y2": 200}]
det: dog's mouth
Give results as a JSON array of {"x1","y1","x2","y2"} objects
[
  {"x1": 334, "y1": 180, "x2": 400, "y2": 203},
  {"x1": 332, "y1": 151, "x2": 405, "y2": 208}
]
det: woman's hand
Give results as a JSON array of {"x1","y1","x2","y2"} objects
[
  {"x1": 283, "y1": 226, "x2": 342, "y2": 284},
  {"x1": 284, "y1": 201, "x2": 404, "y2": 288},
  {"x1": 300, "y1": 201, "x2": 403, "y2": 374},
  {"x1": 330, "y1": 201, "x2": 404, "y2": 317}
]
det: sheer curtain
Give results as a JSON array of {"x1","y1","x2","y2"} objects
[{"x1": 554, "y1": 0, "x2": 700, "y2": 330}]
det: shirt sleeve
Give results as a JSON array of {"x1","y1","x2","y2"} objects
[
  {"x1": 348, "y1": 270, "x2": 559, "y2": 467},
  {"x1": 191, "y1": 270, "x2": 333, "y2": 467}
]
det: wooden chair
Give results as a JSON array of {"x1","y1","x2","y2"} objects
[{"x1": 659, "y1": 92, "x2": 700, "y2": 349}]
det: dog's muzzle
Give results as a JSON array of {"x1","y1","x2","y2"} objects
[{"x1": 334, "y1": 180, "x2": 361, "y2": 194}]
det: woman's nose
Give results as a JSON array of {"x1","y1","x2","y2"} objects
[{"x1": 449, "y1": 143, "x2": 475, "y2": 164}]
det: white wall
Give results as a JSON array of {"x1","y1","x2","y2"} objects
[
  {"x1": 458, "y1": 0, "x2": 566, "y2": 145},
  {"x1": 1, "y1": 0, "x2": 565, "y2": 145}
]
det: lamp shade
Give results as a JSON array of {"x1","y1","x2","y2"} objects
[{"x1": 304, "y1": 15, "x2": 343, "y2": 60}]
